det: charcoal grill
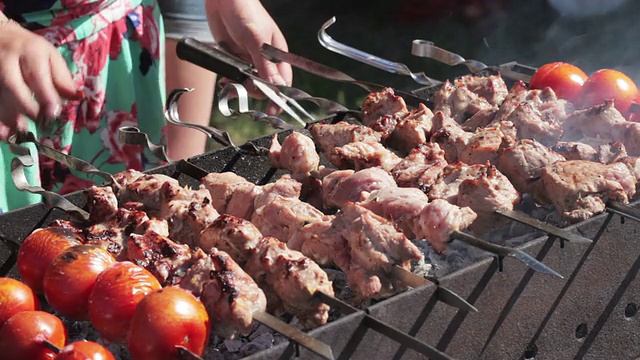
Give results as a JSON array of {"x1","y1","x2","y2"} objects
[{"x1": 1, "y1": 34, "x2": 640, "y2": 360}]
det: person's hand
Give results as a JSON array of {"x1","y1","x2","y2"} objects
[
  {"x1": 205, "y1": 0, "x2": 293, "y2": 110},
  {"x1": 0, "y1": 19, "x2": 79, "y2": 139}
]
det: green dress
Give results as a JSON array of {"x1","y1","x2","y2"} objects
[{"x1": 0, "y1": 0, "x2": 167, "y2": 212}]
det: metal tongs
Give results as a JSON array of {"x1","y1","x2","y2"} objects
[
  {"x1": 318, "y1": 17, "x2": 441, "y2": 87},
  {"x1": 410, "y1": 39, "x2": 535, "y2": 83}
]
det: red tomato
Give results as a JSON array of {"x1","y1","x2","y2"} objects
[
  {"x1": 88, "y1": 262, "x2": 161, "y2": 343},
  {"x1": 579, "y1": 69, "x2": 639, "y2": 116},
  {"x1": 0, "y1": 277, "x2": 40, "y2": 328},
  {"x1": 43, "y1": 245, "x2": 115, "y2": 321},
  {"x1": 18, "y1": 227, "x2": 83, "y2": 294},
  {"x1": 127, "y1": 287, "x2": 210, "y2": 360},
  {"x1": 529, "y1": 62, "x2": 588, "y2": 103},
  {"x1": 54, "y1": 340, "x2": 115, "y2": 360},
  {"x1": 0, "y1": 310, "x2": 68, "y2": 360}
]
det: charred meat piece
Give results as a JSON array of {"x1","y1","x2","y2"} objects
[
  {"x1": 458, "y1": 122, "x2": 514, "y2": 166},
  {"x1": 85, "y1": 186, "x2": 118, "y2": 223},
  {"x1": 454, "y1": 74, "x2": 509, "y2": 106},
  {"x1": 322, "y1": 167, "x2": 396, "y2": 209},
  {"x1": 361, "y1": 87, "x2": 409, "y2": 136},
  {"x1": 126, "y1": 230, "x2": 193, "y2": 286},
  {"x1": 246, "y1": 237, "x2": 334, "y2": 329},
  {"x1": 462, "y1": 107, "x2": 499, "y2": 131},
  {"x1": 387, "y1": 103, "x2": 434, "y2": 154},
  {"x1": 506, "y1": 101, "x2": 563, "y2": 146},
  {"x1": 201, "y1": 172, "x2": 261, "y2": 218},
  {"x1": 309, "y1": 121, "x2": 381, "y2": 156},
  {"x1": 498, "y1": 139, "x2": 566, "y2": 200},
  {"x1": 332, "y1": 141, "x2": 402, "y2": 172},
  {"x1": 336, "y1": 202, "x2": 423, "y2": 301},
  {"x1": 457, "y1": 164, "x2": 521, "y2": 213},
  {"x1": 597, "y1": 142, "x2": 628, "y2": 164},
  {"x1": 251, "y1": 197, "x2": 327, "y2": 242},
  {"x1": 253, "y1": 175, "x2": 302, "y2": 209},
  {"x1": 434, "y1": 80, "x2": 495, "y2": 123},
  {"x1": 428, "y1": 162, "x2": 486, "y2": 203},
  {"x1": 161, "y1": 198, "x2": 220, "y2": 248},
  {"x1": 181, "y1": 248, "x2": 267, "y2": 339},
  {"x1": 429, "y1": 111, "x2": 472, "y2": 163},
  {"x1": 360, "y1": 187, "x2": 429, "y2": 239},
  {"x1": 199, "y1": 214, "x2": 263, "y2": 266},
  {"x1": 553, "y1": 141, "x2": 598, "y2": 161},
  {"x1": 390, "y1": 142, "x2": 448, "y2": 190},
  {"x1": 113, "y1": 171, "x2": 181, "y2": 209},
  {"x1": 411, "y1": 199, "x2": 477, "y2": 254},
  {"x1": 540, "y1": 160, "x2": 637, "y2": 222},
  {"x1": 563, "y1": 100, "x2": 626, "y2": 141},
  {"x1": 288, "y1": 217, "x2": 349, "y2": 269},
  {"x1": 493, "y1": 81, "x2": 558, "y2": 122},
  {"x1": 269, "y1": 132, "x2": 320, "y2": 176},
  {"x1": 612, "y1": 121, "x2": 640, "y2": 156},
  {"x1": 84, "y1": 208, "x2": 151, "y2": 259}
]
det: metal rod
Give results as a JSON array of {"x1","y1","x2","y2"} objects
[
  {"x1": 495, "y1": 209, "x2": 592, "y2": 244},
  {"x1": 390, "y1": 265, "x2": 478, "y2": 313},
  {"x1": 313, "y1": 292, "x2": 455, "y2": 360},
  {"x1": 606, "y1": 201, "x2": 640, "y2": 223},
  {"x1": 253, "y1": 311, "x2": 335, "y2": 360},
  {"x1": 452, "y1": 230, "x2": 564, "y2": 279},
  {"x1": 42, "y1": 340, "x2": 62, "y2": 354}
]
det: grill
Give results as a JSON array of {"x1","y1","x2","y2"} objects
[{"x1": 2, "y1": 26, "x2": 640, "y2": 360}]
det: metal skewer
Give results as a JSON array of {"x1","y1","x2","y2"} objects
[
  {"x1": 452, "y1": 230, "x2": 563, "y2": 279},
  {"x1": 495, "y1": 208, "x2": 593, "y2": 244},
  {"x1": 313, "y1": 291, "x2": 454, "y2": 360},
  {"x1": 606, "y1": 200, "x2": 640, "y2": 223},
  {"x1": 318, "y1": 17, "x2": 441, "y2": 87}
]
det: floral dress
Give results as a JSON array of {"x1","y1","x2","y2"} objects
[{"x1": 0, "y1": 0, "x2": 167, "y2": 212}]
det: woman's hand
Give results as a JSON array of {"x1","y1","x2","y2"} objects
[
  {"x1": 0, "y1": 19, "x2": 78, "y2": 139},
  {"x1": 205, "y1": 0, "x2": 293, "y2": 88}
]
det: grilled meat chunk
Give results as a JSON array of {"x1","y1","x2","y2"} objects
[
  {"x1": 288, "y1": 217, "x2": 349, "y2": 268},
  {"x1": 85, "y1": 186, "x2": 118, "y2": 223},
  {"x1": 337, "y1": 202, "x2": 423, "y2": 300},
  {"x1": 332, "y1": 141, "x2": 402, "y2": 172},
  {"x1": 360, "y1": 187, "x2": 429, "y2": 239},
  {"x1": 387, "y1": 103, "x2": 434, "y2": 153},
  {"x1": 181, "y1": 248, "x2": 267, "y2": 339},
  {"x1": 390, "y1": 142, "x2": 448, "y2": 190},
  {"x1": 199, "y1": 214, "x2": 263, "y2": 266},
  {"x1": 269, "y1": 132, "x2": 320, "y2": 176},
  {"x1": 498, "y1": 139, "x2": 566, "y2": 199},
  {"x1": 361, "y1": 87, "x2": 409, "y2": 136},
  {"x1": 322, "y1": 167, "x2": 396, "y2": 209},
  {"x1": 112, "y1": 171, "x2": 181, "y2": 209},
  {"x1": 611, "y1": 121, "x2": 640, "y2": 156},
  {"x1": 553, "y1": 141, "x2": 598, "y2": 161},
  {"x1": 253, "y1": 175, "x2": 302, "y2": 209},
  {"x1": 412, "y1": 199, "x2": 478, "y2": 253},
  {"x1": 252, "y1": 196, "x2": 327, "y2": 242},
  {"x1": 428, "y1": 162, "x2": 486, "y2": 203},
  {"x1": 454, "y1": 74, "x2": 509, "y2": 106},
  {"x1": 458, "y1": 122, "x2": 514, "y2": 166},
  {"x1": 309, "y1": 121, "x2": 382, "y2": 156},
  {"x1": 434, "y1": 80, "x2": 495, "y2": 123},
  {"x1": 563, "y1": 100, "x2": 625, "y2": 141},
  {"x1": 493, "y1": 81, "x2": 559, "y2": 123},
  {"x1": 506, "y1": 101, "x2": 563, "y2": 146},
  {"x1": 540, "y1": 160, "x2": 637, "y2": 222},
  {"x1": 126, "y1": 230, "x2": 193, "y2": 286},
  {"x1": 246, "y1": 237, "x2": 334, "y2": 329},
  {"x1": 201, "y1": 172, "x2": 261, "y2": 218},
  {"x1": 429, "y1": 111, "x2": 472, "y2": 163},
  {"x1": 84, "y1": 208, "x2": 151, "y2": 259}
]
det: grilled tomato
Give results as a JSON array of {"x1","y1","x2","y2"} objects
[
  {"x1": 0, "y1": 310, "x2": 67, "y2": 360},
  {"x1": 579, "y1": 69, "x2": 639, "y2": 116},
  {"x1": 0, "y1": 277, "x2": 40, "y2": 328},
  {"x1": 18, "y1": 227, "x2": 83, "y2": 294},
  {"x1": 43, "y1": 245, "x2": 115, "y2": 321},
  {"x1": 529, "y1": 62, "x2": 588, "y2": 103},
  {"x1": 127, "y1": 287, "x2": 210, "y2": 360},
  {"x1": 54, "y1": 340, "x2": 115, "y2": 360},
  {"x1": 88, "y1": 262, "x2": 161, "y2": 343}
]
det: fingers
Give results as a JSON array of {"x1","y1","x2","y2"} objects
[
  {"x1": 50, "y1": 51, "x2": 81, "y2": 100},
  {"x1": 0, "y1": 58, "x2": 40, "y2": 121},
  {"x1": 20, "y1": 50, "x2": 62, "y2": 121}
]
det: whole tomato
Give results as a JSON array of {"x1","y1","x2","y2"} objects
[
  {"x1": 0, "y1": 310, "x2": 67, "y2": 360},
  {"x1": 18, "y1": 227, "x2": 83, "y2": 294},
  {"x1": 529, "y1": 62, "x2": 588, "y2": 103},
  {"x1": 43, "y1": 245, "x2": 115, "y2": 321},
  {"x1": 0, "y1": 277, "x2": 40, "y2": 328},
  {"x1": 579, "y1": 69, "x2": 639, "y2": 116},
  {"x1": 54, "y1": 340, "x2": 115, "y2": 360},
  {"x1": 88, "y1": 262, "x2": 161, "y2": 343},
  {"x1": 127, "y1": 287, "x2": 210, "y2": 360}
]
